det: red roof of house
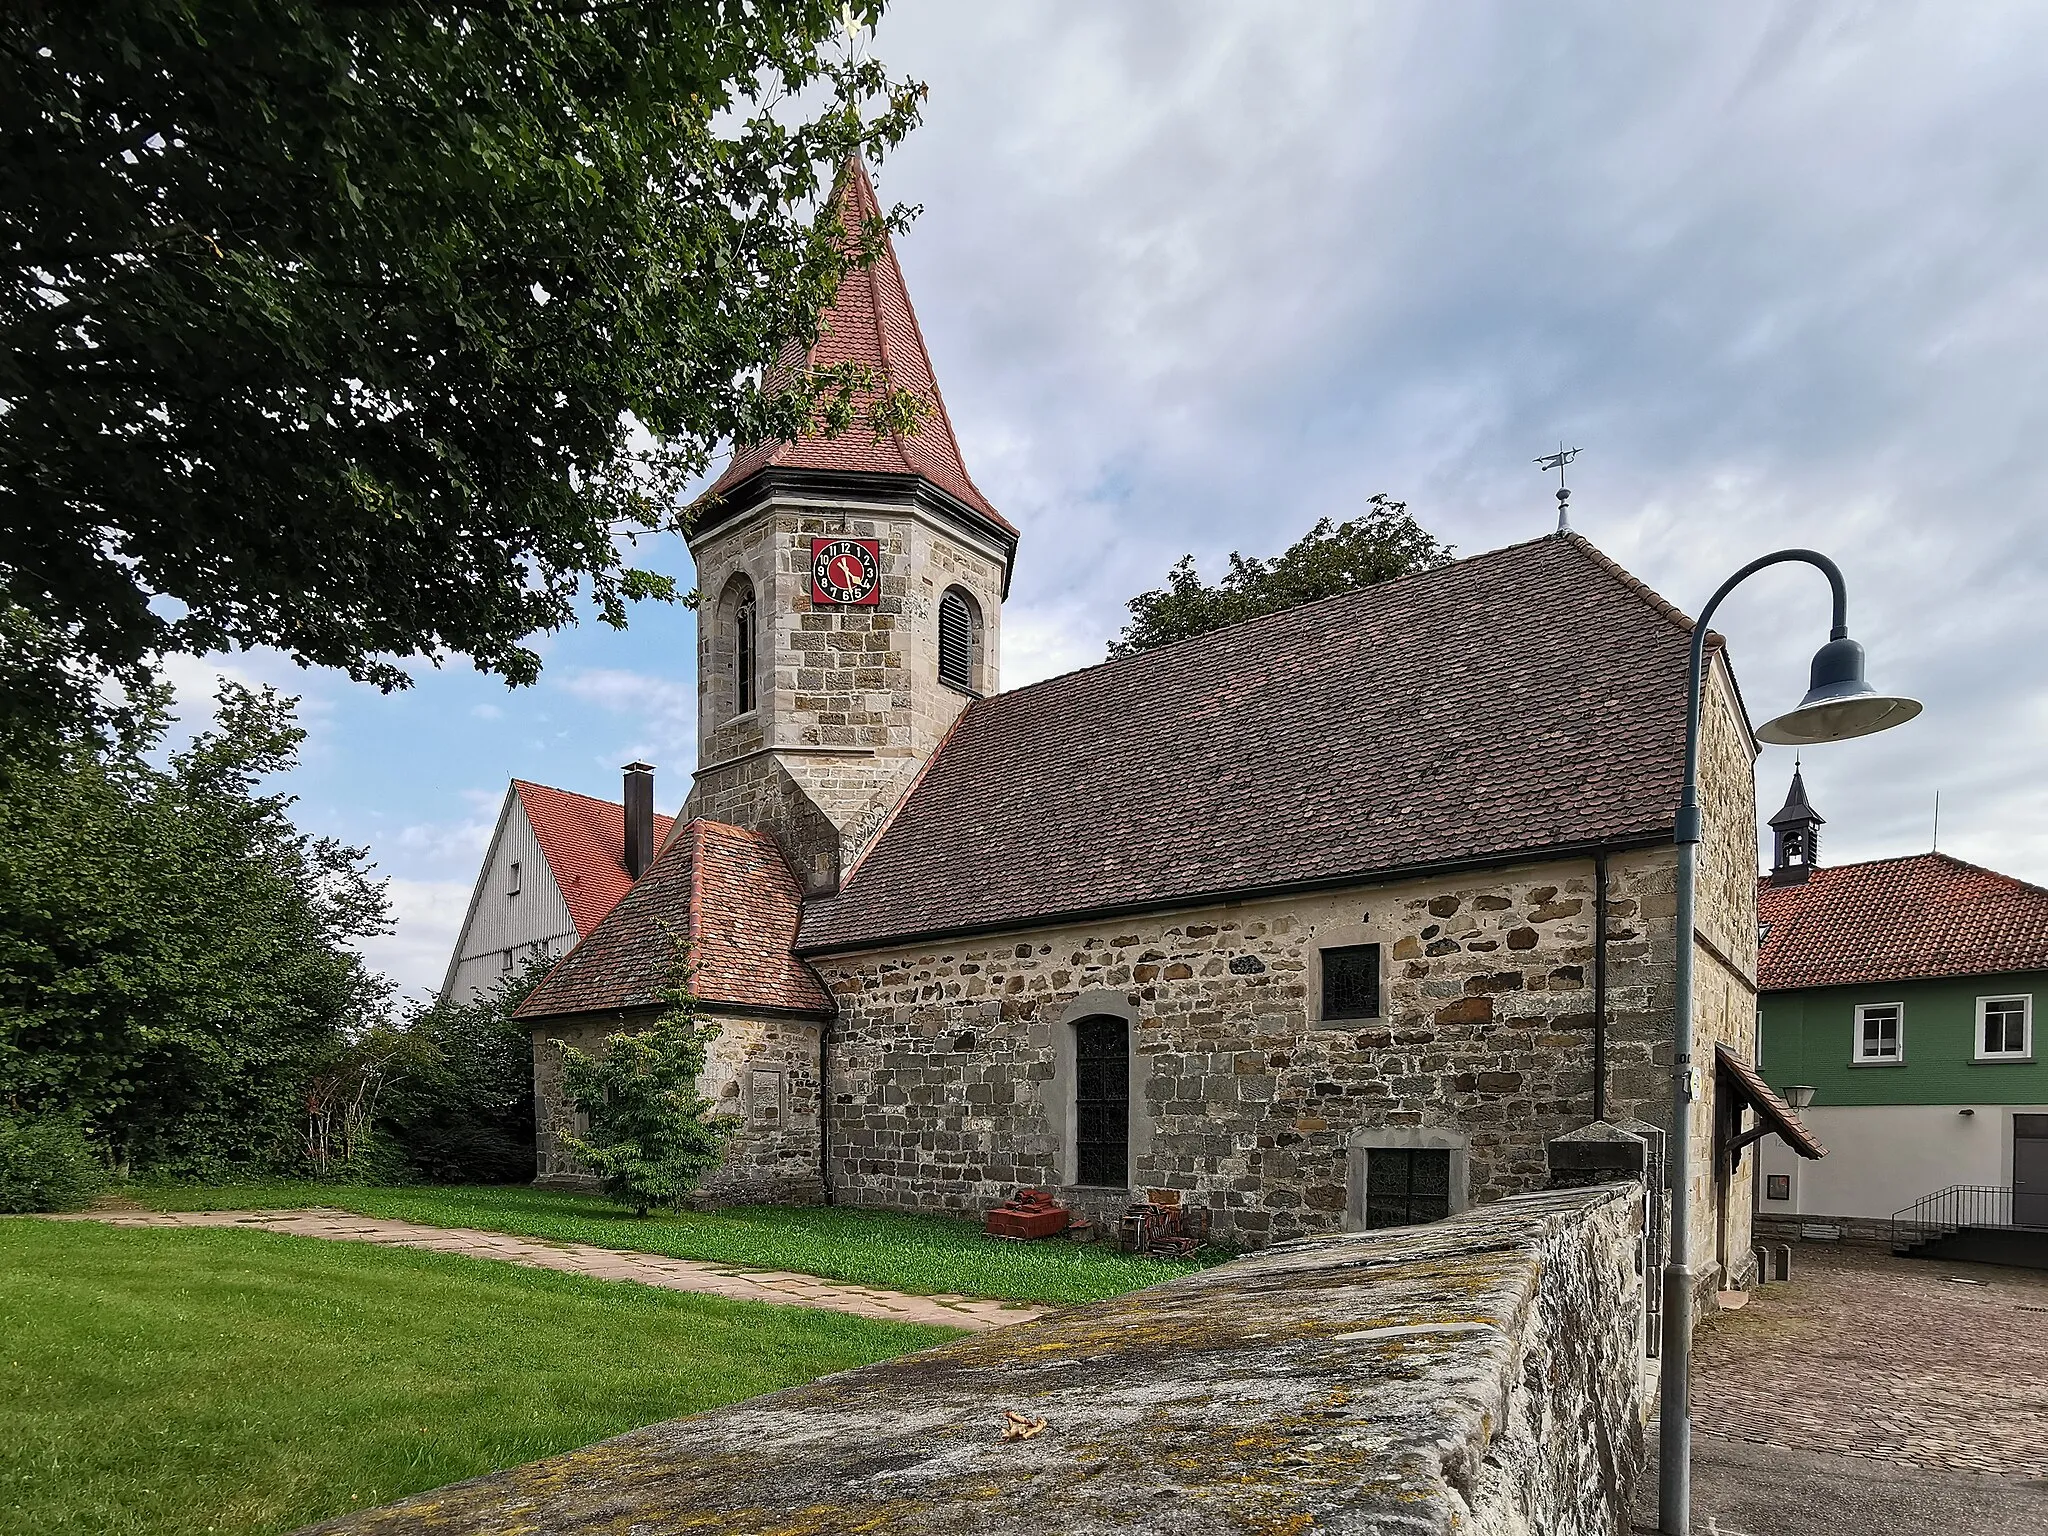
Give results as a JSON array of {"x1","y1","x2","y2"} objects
[
  {"x1": 514, "y1": 781, "x2": 676, "y2": 938},
  {"x1": 703, "y1": 158, "x2": 1011, "y2": 533},
  {"x1": 515, "y1": 819, "x2": 832, "y2": 1020},
  {"x1": 1758, "y1": 853, "x2": 2048, "y2": 991},
  {"x1": 799, "y1": 532, "x2": 1742, "y2": 953}
]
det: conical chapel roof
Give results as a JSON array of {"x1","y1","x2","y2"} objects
[
  {"x1": 706, "y1": 159, "x2": 1011, "y2": 534},
  {"x1": 1768, "y1": 765, "x2": 1824, "y2": 829}
]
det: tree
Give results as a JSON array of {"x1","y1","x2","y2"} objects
[
  {"x1": 2, "y1": 2, "x2": 927, "y2": 745},
  {"x1": 1108, "y1": 497, "x2": 1456, "y2": 657},
  {"x1": 0, "y1": 681, "x2": 389, "y2": 1172},
  {"x1": 551, "y1": 981, "x2": 731, "y2": 1216},
  {"x1": 377, "y1": 953, "x2": 551, "y2": 1184}
]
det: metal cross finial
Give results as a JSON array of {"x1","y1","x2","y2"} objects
[{"x1": 1535, "y1": 444, "x2": 1580, "y2": 533}]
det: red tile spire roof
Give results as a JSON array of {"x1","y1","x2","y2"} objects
[
  {"x1": 704, "y1": 157, "x2": 1011, "y2": 533},
  {"x1": 1758, "y1": 852, "x2": 2048, "y2": 991},
  {"x1": 514, "y1": 781, "x2": 676, "y2": 938}
]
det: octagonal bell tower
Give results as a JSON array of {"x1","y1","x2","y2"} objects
[{"x1": 683, "y1": 159, "x2": 1017, "y2": 894}]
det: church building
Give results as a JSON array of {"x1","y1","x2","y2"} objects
[{"x1": 515, "y1": 161, "x2": 1793, "y2": 1281}]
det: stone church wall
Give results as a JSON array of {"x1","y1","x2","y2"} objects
[
  {"x1": 811, "y1": 854, "x2": 1678, "y2": 1249},
  {"x1": 815, "y1": 736, "x2": 1757, "y2": 1273},
  {"x1": 530, "y1": 1008, "x2": 823, "y2": 1206}
]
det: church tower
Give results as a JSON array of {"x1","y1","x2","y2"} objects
[
  {"x1": 683, "y1": 160, "x2": 1017, "y2": 894},
  {"x1": 1767, "y1": 762, "x2": 1825, "y2": 885}
]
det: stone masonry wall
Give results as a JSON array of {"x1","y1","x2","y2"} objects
[
  {"x1": 815, "y1": 853, "x2": 1682, "y2": 1250},
  {"x1": 682, "y1": 491, "x2": 1008, "y2": 890},
  {"x1": 306, "y1": 1182, "x2": 1652, "y2": 1536},
  {"x1": 531, "y1": 1008, "x2": 822, "y2": 1205}
]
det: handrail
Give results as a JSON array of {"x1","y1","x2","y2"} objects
[{"x1": 1890, "y1": 1184, "x2": 2013, "y2": 1253}]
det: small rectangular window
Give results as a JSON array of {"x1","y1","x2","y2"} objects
[
  {"x1": 1320, "y1": 945, "x2": 1381, "y2": 1022},
  {"x1": 1365, "y1": 1148, "x2": 1451, "y2": 1229},
  {"x1": 1978, "y1": 996, "x2": 2032, "y2": 1060},
  {"x1": 507, "y1": 860, "x2": 522, "y2": 895},
  {"x1": 1853, "y1": 1002, "x2": 1903, "y2": 1064},
  {"x1": 500, "y1": 948, "x2": 514, "y2": 972}
]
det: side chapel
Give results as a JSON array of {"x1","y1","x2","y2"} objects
[{"x1": 515, "y1": 160, "x2": 1797, "y2": 1284}]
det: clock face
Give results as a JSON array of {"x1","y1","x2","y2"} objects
[{"x1": 809, "y1": 537, "x2": 881, "y2": 606}]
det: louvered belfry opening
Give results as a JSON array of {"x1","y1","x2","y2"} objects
[
  {"x1": 1074, "y1": 1016, "x2": 1130, "y2": 1188},
  {"x1": 938, "y1": 588, "x2": 975, "y2": 691}
]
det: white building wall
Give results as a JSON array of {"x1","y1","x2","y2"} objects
[
  {"x1": 1755, "y1": 1102, "x2": 2048, "y2": 1222},
  {"x1": 442, "y1": 791, "x2": 579, "y2": 1003}
]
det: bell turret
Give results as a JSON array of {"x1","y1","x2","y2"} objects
[{"x1": 1768, "y1": 762, "x2": 1825, "y2": 885}]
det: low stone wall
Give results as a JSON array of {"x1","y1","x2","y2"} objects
[{"x1": 303, "y1": 1182, "x2": 1649, "y2": 1536}]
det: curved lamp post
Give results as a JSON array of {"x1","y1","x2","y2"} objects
[{"x1": 1660, "y1": 549, "x2": 1918, "y2": 1535}]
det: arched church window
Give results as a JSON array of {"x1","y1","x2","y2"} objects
[
  {"x1": 938, "y1": 587, "x2": 977, "y2": 692},
  {"x1": 735, "y1": 590, "x2": 756, "y2": 714}
]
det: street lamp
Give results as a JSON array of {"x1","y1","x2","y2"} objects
[
  {"x1": 1660, "y1": 549, "x2": 1918, "y2": 1535},
  {"x1": 1783, "y1": 1085, "x2": 1817, "y2": 1111}
]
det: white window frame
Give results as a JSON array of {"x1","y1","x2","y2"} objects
[
  {"x1": 1852, "y1": 1001, "x2": 1905, "y2": 1065},
  {"x1": 1975, "y1": 994, "x2": 2033, "y2": 1061}
]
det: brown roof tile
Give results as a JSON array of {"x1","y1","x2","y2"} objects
[
  {"x1": 1715, "y1": 1044, "x2": 1827, "y2": 1159},
  {"x1": 801, "y1": 532, "x2": 1728, "y2": 952},
  {"x1": 516, "y1": 819, "x2": 832, "y2": 1021},
  {"x1": 1757, "y1": 853, "x2": 2048, "y2": 991},
  {"x1": 705, "y1": 158, "x2": 1011, "y2": 534}
]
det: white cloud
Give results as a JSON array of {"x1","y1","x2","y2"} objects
[
  {"x1": 355, "y1": 877, "x2": 476, "y2": 1000},
  {"x1": 557, "y1": 666, "x2": 695, "y2": 766}
]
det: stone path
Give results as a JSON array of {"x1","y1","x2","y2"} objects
[
  {"x1": 59, "y1": 1208, "x2": 1047, "y2": 1333},
  {"x1": 1687, "y1": 1242, "x2": 2048, "y2": 1477}
]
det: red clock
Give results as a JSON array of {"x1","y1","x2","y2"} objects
[{"x1": 810, "y1": 537, "x2": 881, "y2": 606}]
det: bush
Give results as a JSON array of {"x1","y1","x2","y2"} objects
[
  {"x1": 0, "y1": 1114, "x2": 106, "y2": 1212},
  {"x1": 552, "y1": 987, "x2": 732, "y2": 1217}
]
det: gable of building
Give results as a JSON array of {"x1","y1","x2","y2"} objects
[
  {"x1": 797, "y1": 530, "x2": 1751, "y2": 954},
  {"x1": 515, "y1": 780, "x2": 677, "y2": 938}
]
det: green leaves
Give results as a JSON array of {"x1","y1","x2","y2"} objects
[
  {"x1": 2, "y1": 1, "x2": 924, "y2": 742},
  {"x1": 1108, "y1": 498, "x2": 1458, "y2": 657},
  {"x1": 552, "y1": 976, "x2": 734, "y2": 1217},
  {"x1": 0, "y1": 679, "x2": 389, "y2": 1171}
]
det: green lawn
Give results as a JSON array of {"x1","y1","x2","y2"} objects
[
  {"x1": 2, "y1": 1218, "x2": 957, "y2": 1536},
  {"x1": 128, "y1": 1182, "x2": 1222, "y2": 1305}
]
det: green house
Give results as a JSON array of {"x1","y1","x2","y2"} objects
[{"x1": 1753, "y1": 772, "x2": 2048, "y2": 1255}]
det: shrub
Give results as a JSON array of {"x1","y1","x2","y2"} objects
[
  {"x1": 0, "y1": 1114, "x2": 106, "y2": 1212},
  {"x1": 552, "y1": 986, "x2": 732, "y2": 1217}
]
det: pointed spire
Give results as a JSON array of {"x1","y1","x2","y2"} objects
[
  {"x1": 1768, "y1": 759, "x2": 1825, "y2": 884},
  {"x1": 707, "y1": 158, "x2": 1010, "y2": 533}
]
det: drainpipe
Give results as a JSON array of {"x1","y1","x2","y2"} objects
[{"x1": 1594, "y1": 848, "x2": 1610, "y2": 1123}]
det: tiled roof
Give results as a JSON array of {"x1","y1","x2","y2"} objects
[
  {"x1": 515, "y1": 819, "x2": 832, "y2": 1021},
  {"x1": 1715, "y1": 1045, "x2": 1827, "y2": 1159},
  {"x1": 704, "y1": 158, "x2": 1011, "y2": 534},
  {"x1": 515, "y1": 781, "x2": 676, "y2": 937},
  {"x1": 799, "y1": 532, "x2": 1732, "y2": 952},
  {"x1": 1757, "y1": 853, "x2": 2048, "y2": 991}
]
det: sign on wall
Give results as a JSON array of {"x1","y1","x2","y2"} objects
[{"x1": 810, "y1": 537, "x2": 881, "y2": 607}]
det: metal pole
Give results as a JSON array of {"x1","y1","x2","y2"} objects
[{"x1": 1660, "y1": 549, "x2": 1847, "y2": 1536}]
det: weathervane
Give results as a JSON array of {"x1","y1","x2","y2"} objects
[{"x1": 1535, "y1": 444, "x2": 1580, "y2": 533}]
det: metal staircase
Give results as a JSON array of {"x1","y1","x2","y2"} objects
[{"x1": 1891, "y1": 1184, "x2": 2047, "y2": 1269}]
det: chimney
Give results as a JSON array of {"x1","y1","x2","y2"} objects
[{"x1": 622, "y1": 762, "x2": 655, "y2": 880}]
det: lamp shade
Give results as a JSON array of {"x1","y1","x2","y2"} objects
[
  {"x1": 1784, "y1": 1084, "x2": 1817, "y2": 1110},
  {"x1": 1756, "y1": 635, "x2": 1922, "y2": 746}
]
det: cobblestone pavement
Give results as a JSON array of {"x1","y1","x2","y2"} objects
[
  {"x1": 57, "y1": 1208, "x2": 1046, "y2": 1333},
  {"x1": 1688, "y1": 1242, "x2": 2048, "y2": 1478}
]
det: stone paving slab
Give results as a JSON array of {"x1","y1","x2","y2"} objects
[
  {"x1": 55, "y1": 1208, "x2": 1045, "y2": 1332},
  {"x1": 1689, "y1": 1243, "x2": 2048, "y2": 1478}
]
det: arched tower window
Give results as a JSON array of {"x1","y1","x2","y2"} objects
[
  {"x1": 734, "y1": 585, "x2": 757, "y2": 715},
  {"x1": 938, "y1": 587, "x2": 978, "y2": 693}
]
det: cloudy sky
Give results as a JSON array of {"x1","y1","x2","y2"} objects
[{"x1": 184, "y1": 2, "x2": 2048, "y2": 994}]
